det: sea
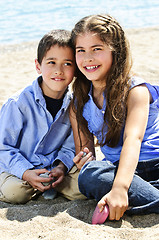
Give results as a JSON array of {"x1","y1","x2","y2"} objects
[{"x1": 0, "y1": 0, "x2": 159, "y2": 44}]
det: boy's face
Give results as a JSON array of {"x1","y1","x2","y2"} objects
[{"x1": 35, "y1": 45, "x2": 75, "y2": 99}]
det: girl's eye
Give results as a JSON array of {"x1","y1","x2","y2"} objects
[
  {"x1": 94, "y1": 47, "x2": 102, "y2": 51},
  {"x1": 76, "y1": 49, "x2": 85, "y2": 53}
]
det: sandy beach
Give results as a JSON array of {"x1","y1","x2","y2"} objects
[{"x1": 0, "y1": 27, "x2": 159, "y2": 240}]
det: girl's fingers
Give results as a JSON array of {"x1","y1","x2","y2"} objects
[
  {"x1": 73, "y1": 148, "x2": 92, "y2": 163},
  {"x1": 73, "y1": 151, "x2": 84, "y2": 164},
  {"x1": 73, "y1": 148, "x2": 95, "y2": 169},
  {"x1": 82, "y1": 147, "x2": 90, "y2": 153},
  {"x1": 98, "y1": 197, "x2": 107, "y2": 212},
  {"x1": 109, "y1": 206, "x2": 127, "y2": 221},
  {"x1": 78, "y1": 153, "x2": 94, "y2": 167}
]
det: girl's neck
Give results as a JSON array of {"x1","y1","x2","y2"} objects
[{"x1": 92, "y1": 85, "x2": 105, "y2": 109}]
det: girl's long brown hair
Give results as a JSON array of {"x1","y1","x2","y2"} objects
[{"x1": 71, "y1": 14, "x2": 132, "y2": 148}]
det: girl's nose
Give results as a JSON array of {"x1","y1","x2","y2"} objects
[{"x1": 84, "y1": 52, "x2": 94, "y2": 62}]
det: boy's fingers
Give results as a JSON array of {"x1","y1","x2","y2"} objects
[
  {"x1": 52, "y1": 176, "x2": 63, "y2": 187},
  {"x1": 34, "y1": 182, "x2": 51, "y2": 192},
  {"x1": 36, "y1": 168, "x2": 49, "y2": 174}
]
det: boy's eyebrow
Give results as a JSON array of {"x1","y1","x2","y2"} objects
[
  {"x1": 46, "y1": 57, "x2": 74, "y2": 62},
  {"x1": 64, "y1": 59, "x2": 74, "y2": 62},
  {"x1": 76, "y1": 44, "x2": 104, "y2": 49}
]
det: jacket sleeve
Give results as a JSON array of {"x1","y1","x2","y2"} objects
[
  {"x1": 0, "y1": 99, "x2": 34, "y2": 179},
  {"x1": 52, "y1": 128, "x2": 75, "y2": 172}
]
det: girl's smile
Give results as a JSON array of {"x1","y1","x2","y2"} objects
[
  {"x1": 84, "y1": 65, "x2": 100, "y2": 72},
  {"x1": 75, "y1": 32, "x2": 113, "y2": 88}
]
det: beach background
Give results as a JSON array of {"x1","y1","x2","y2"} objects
[{"x1": 0, "y1": 0, "x2": 159, "y2": 239}]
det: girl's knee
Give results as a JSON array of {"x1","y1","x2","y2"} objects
[
  {"x1": 79, "y1": 160, "x2": 116, "y2": 179},
  {"x1": 78, "y1": 160, "x2": 116, "y2": 196}
]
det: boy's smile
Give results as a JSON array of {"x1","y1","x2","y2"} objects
[
  {"x1": 35, "y1": 45, "x2": 75, "y2": 99},
  {"x1": 75, "y1": 32, "x2": 112, "y2": 88}
]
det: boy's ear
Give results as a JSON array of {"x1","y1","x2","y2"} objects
[{"x1": 35, "y1": 59, "x2": 41, "y2": 74}]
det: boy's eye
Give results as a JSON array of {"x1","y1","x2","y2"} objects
[
  {"x1": 48, "y1": 61, "x2": 55, "y2": 64},
  {"x1": 64, "y1": 62, "x2": 72, "y2": 66}
]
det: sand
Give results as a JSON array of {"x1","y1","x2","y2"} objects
[{"x1": 0, "y1": 27, "x2": 159, "y2": 240}]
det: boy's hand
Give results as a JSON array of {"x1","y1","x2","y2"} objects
[
  {"x1": 50, "y1": 162, "x2": 67, "y2": 188},
  {"x1": 22, "y1": 169, "x2": 53, "y2": 192},
  {"x1": 73, "y1": 147, "x2": 95, "y2": 170},
  {"x1": 98, "y1": 186, "x2": 128, "y2": 221}
]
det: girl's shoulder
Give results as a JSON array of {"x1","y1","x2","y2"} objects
[
  {"x1": 130, "y1": 75, "x2": 159, "y2": 103},
  {"x1": 129, "y1": 76, "x2": 145, "y2": 89}
]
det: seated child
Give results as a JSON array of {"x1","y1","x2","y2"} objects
[
  {"x1": 0, "y1": 29, "x2": 85, "y2": 204},
  {"x1": 70, "y1": 14, "x2": 159, "y2": 220}
]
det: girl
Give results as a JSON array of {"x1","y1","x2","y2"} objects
[{"x1": 70, "y1": 14, "x2": 159, "y2": 221}]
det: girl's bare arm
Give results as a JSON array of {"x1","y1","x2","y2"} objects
[
  {"x1": 69, "y1": 105, "x2": 95, "y2": 169},
  {"x1": 98, "y1": 84, "x2": 151, "y2": 220}
]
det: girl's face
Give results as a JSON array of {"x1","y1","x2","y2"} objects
[{"x1": 75, "y1": 32, "x2": 113, "y2": 88}]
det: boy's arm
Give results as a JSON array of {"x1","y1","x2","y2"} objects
[
  {"x1": 52, "y1": 128, "x2": 76, "y2": 172},
  {"x1": 0, "y1": 100, "x2": 34, "y2": 179}
]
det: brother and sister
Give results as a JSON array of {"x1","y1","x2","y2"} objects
[{"x1": 0, "y1": 14, "x2": 158, "y2": 221}]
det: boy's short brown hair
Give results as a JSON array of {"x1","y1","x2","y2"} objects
[{"x1": 37, "y1": 29, "x2": 73, "y2": 64}]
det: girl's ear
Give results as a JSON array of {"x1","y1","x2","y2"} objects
[{"x1": 35, "y1": 59, "x2": 41, "y2": 74}]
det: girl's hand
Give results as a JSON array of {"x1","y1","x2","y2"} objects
[
  {"x1": 98, "y1": 186, "x2": 128, "y2": 221},
  {"x1": 73, "y1": 147, "x2": 95, "y2": 170},
  {"x1": 22, "y1": 169, "x2": 52, "y2": 192},
  {"x1": 50, "y1": 162, "x2": 67, "y2": 188}
]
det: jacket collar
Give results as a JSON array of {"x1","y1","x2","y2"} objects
[{"x1": 33, "y1": 76, "x2": 72, "y2": 111}]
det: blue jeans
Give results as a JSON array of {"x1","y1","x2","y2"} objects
[{"x1": 78, "y1": 158, "x2": 159, "y2": 215}]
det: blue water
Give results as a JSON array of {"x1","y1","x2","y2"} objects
[{"x1": 0, "y1": 0, "x2": 159, "y2": 44}]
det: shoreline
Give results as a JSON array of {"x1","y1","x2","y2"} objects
[
  {"x1": 0, "y1": 26, "x2": 158, "y2": 48},
  {"x1": 0, "y1": 26, "x2": 158, "y2": 46},
  {"x1": 0, "y1": 26, "x2": 159, "y2": 109}
]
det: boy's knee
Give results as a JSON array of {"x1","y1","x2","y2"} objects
[
  {"x1": 0, "y1": 174, "x2": 35, "y2": 204},
  {"x1": 56, "y1": 165, "x2": 87, "y2": 200}
]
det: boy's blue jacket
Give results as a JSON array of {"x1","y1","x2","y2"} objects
[{"x1": 0, "y1": 77, "x2": 75, "y2": 179}]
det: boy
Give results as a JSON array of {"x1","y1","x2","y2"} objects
[{"x1": 0, "y1": 29, "x2": 84, "y2": 204}]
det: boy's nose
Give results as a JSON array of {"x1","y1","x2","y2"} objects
[{"x1": 54, "y1": 66, "x2": 63, "y2": 75}]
